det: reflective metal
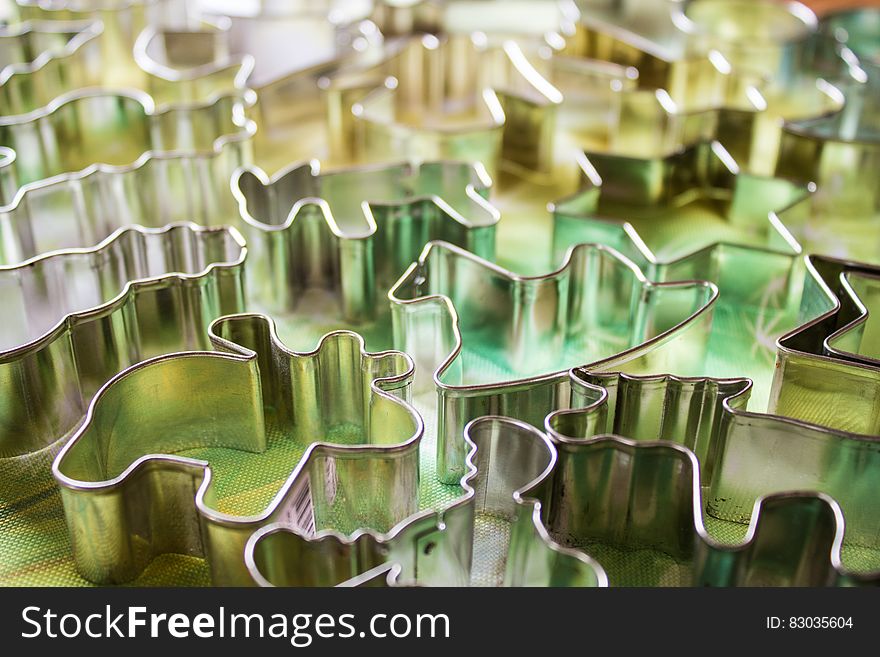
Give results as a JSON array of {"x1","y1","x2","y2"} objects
[
  {"x1": 0, "y1": 20, "x2": 103, "y2": 117},
  {"x1": 247, "y1": 416, "x2": 607, "y2": 587},
  {"x1": 232, "y1": 159, "x2": 498, "y2": 321},
  {"x1": 561, "y1": 0, "x2": 846, "y2": 173},
  {"x1": 53, "y1": 312, "x2": 422, "y2": 585},
  {"x1": 0, "y1": 222, "x2": 247, "y2": 458},
  {"x1": 0, "y1": 86, "x2": 255, "y2": 195},
  {"x1": 551, "y1": 140, "x2": 813, "y2": 307},
  {"x1": 338, "y1": 33, "x2": 562, "y2": 177},
  {"x1": 0, "y1": 88, "x2": 255, "y2": 264},
  {"x1": 389, "y1": 239, "x2": 717, "y2": 483}
]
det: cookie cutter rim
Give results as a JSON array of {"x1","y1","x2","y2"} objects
[
  {"x1": 51, "y1": 311, "x2": 423, "y2": 583},
  {"x1": 245, "y1": 414, "x2": 609, "y2": 588},
  {"x1": 0, "y1": 220, "x2": 247, "y2": 361},
  {"x1": 388, "y1": 238, "x2": 719, "y2": 395}
]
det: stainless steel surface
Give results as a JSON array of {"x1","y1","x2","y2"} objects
[{"x1": 53, "y1": 312, "x2": 422, "y2": 585}]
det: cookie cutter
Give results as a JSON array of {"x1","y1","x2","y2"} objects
[
  {"x1": 231, "y1": 158, "x2": 498, "y2": 321},
  {"x1": 0, "y1": 17, "x2": 255, "y2": 124},
  {"x1": 193, "y1": 0, "x2": 384, "y2": 170},
  {"x1": 818, "y1": 7, "x2": 880, "y2": 76},
  {"x1": 14, "y1": 0, "x2": 194, "y2": 86},
  {"x1": 558, "y1": 0, "x2": 845, "y2": 174},
  {"x1": 771, "y1": 254, "x2": 880, "y2": 432},
  {"x1": 545, "y1": 363, "x2": 880, "y2": 569},
  {"x1": 775, "y1": 79, "x2": 880, "y2": 219},
  {"x1": 340, "y1": 33, "x2": 561, "y2": 178},
  {"x1": 0, "y1": 19, "x2": 102, "y2": 116},
  {"x1": 669, "y1": 0, "x2": 818, "y2": 79},
  {"x1": 389, "y1": 239, "x2": 718, "y2": 483},
  {"x1": 537, "y1": 431, "x2": 861, "y2": 586},
  {"x1": 546, "y1": 370, "x2": 751, "y2": 486},
  {"x1": 246, "y1": 416, "x2": 607, "y2": 587},
  {"x1": 132, "y1": 19, "x2": 256, "y2": 108},
  {"x1": 822, "y1": 271, "x2": 880, "y2": 365},
  {"x1": 550, "y1": 140, "x2": 813, "y2": 308},
  {"x1": 251, "y1": 409, "x2": 869, "y2": 587},
  {"x1": 0, "y1": 87, "x2": 255, "y2": 264},
  {"x1": 367, "y1": 0, "x2": 569, "y2": 39},
  {"x1": 52, "y1": 312, "x2": 422, "y2": 585},
  {"x1": 498, "y1": 368, "x2": 879, "y2": 584},
  {"x1": 569, "y1": 0, "x2": 816, "y2": 89},
  {"x1": 196, "y1": 0, "x2": 375, "y2": 87},
  {"x1": 0, "y1": 221, "x2": 246, "y2": 459}
]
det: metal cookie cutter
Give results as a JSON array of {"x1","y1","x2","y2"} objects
[
  {"x1": 449, "y1": 371, "x2": 877, "y2": 584},
  {"x1": 0, "y1": 18, "x2": 255, "y2": 121},
  {"x1": 0, "y1": 88, "x2": 255, "y2": 264},
  {"x1": 775, "y1": 80, "x2": 880, "y2": 222},
  {"x1": 0, "y1": 20, "x2": 102, "y2": 116},
  {"x1": 246, "y1": 416, "x2": 607, "y2": 587},
  {"x1": 389, "y1": 239, "x2": 718, "y2": 483},
  {"x1": 52, "y1": 312, "x2": 422, "y2": 585},
  {"x1": 773, "y1": 9, "x2": 879, "y2": 222},
  {"x1": 550, "y1": 140, "x2": 813, "y2": 308},
  {"x1": 194, "y1": 0, "x2": 383, "y2": 170},
  {"x1": 132, "y1": 20, "x2": 256, "y2": 108},
  {"x1": 0, "y1": 85, "x2": 255, "y2": 193},
  {"x1": 558, "y1": 0, "x2": 845, "y2": 174},
  {"x1": 196, "y1": 0, "x2": 375, "y2": 87},
  {"x1": 569, "y1": 0, "x2": 816, "y2": 90},
  {"x1": 547, "y1": 370, "x2": 752, "y2": 487},
  {"x1": 0, "y1": 222, "x2": 246, "y2": 459},
  {"x1": 772, "y1": 255, "x2": 880, "y2": 432},
  {"x1": 337, "y1": 33, "x2": 562, "y2": 178},
  {"x1": 669, "y1": 0, "x2": 818, "y2": 79},
  {"x1": 232, "y1": 159, "x2": 498, "y2": 321},
  {"x1": 818, "y1": 7, "x2": 880, "y2": 77},
  {"x1": 366, "y1": 0, "x2": 570, "y2": 39},
  {"x1": 15, "y1": 0, "x2": 194, "y2": 86},
  {"x1": 547, "y1": 365, "x2": 880, "y2": 578},
  {"x1": 535, "y1": 430, "x2": 858, "y2": 586}
]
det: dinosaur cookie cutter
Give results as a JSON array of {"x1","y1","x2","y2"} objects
[
  {"x1": 246, "y1": 416, "x2": 607, "y2": 587},
  {"x1": 0, "y1": 222, "x2": 246, "y2": 459},
  {"x1": 52, "y1": 312, "x2": 422, "y2": 585},
  {"x1": 389, "y1": 239, "x2": 718, "y2": 483},
  {"x1": 231, "y1": 158, "x2": 498, "y2": 321}
]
